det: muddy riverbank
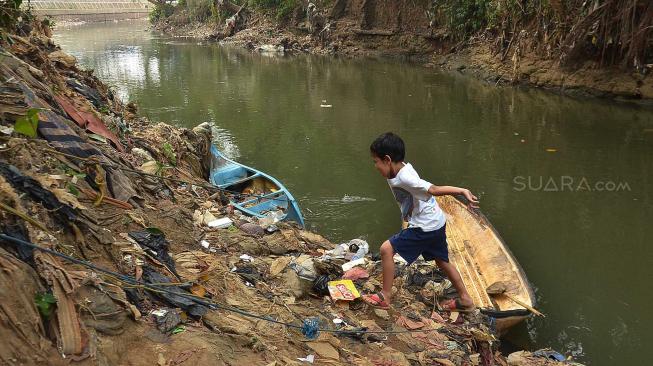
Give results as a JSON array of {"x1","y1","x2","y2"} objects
[{"x1": 153, "y1": 1, "x2": 653, "y2": 104}]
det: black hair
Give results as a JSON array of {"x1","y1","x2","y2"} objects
[{"x1": 370, "y1": 132, "x2": 405, "y2": 162}]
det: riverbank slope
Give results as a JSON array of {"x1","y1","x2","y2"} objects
[{"x1": 154, "y1": 0, "x2": 653, "y2": 102}]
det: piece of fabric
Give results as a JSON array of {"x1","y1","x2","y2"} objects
[
  {"x1": 386, "y1": 163, "x2": 445, "y2": 231},
  {"x1": 361, "y1": 293, "x2": 390, "y2": 309},
  {"x1": 0, "y1": 161, "x2": 76, "y2": 227},
  {"x1": 13, "y1": 69, "x2": 137, "y2": 203},
  {"x1": 54, "y1": 94, "x2": 124, "y2": 152},
  {"x1": 389, "y1": 224, "x2": 449, "y2": 264},
  {"x1": 141, "y1": 267, "x2": 208, "y2": 318},
  {"x1": 128, "y1": 230, "x2": 176, "y2": 274}
]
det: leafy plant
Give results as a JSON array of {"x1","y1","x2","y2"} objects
[
  {"x1": 145, "y1": 227, "x2": 164, "y2": 235},
  {"x1": 13, "y1": 108, "x2": 40, "y2": 138},
  {"x1": 67, "y1": 183, "x2": 80, "y2": 197},
  {"x1": 149, "y1": 3, "x2": 174, "y2": 23},
  {"x1": 0, "y1": 0, "x2": 22, "y2": 29},
  {"x1": 162, "y1": 142, "x2": 177, "y2": 166},
  {"x1": 41, "y1": 16, "x2": 55, "y2": 28},
  {"x1": 249, "y1": 0, "x2": 298, "y2": 19},
  {"x1": 34, "y1": 292, "x2": 57, "y2": 319}
]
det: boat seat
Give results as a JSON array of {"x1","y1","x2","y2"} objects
[
  {"x1": 211, "y1": 163, "x2": 253, "y2": 187},
  {"x1": 238, "y1": 190, "x2": 286, "y2": 206},
  {"x1": 219, "y1": 172, "x2": 261, "y2": 188}
]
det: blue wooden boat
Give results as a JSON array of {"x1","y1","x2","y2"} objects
[{"x1": 209, "y1": 144, "x2": 305, "y2": 227}]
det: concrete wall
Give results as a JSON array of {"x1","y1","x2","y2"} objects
[{"x1": 27, "y1": 0, "x2": 153, "y2": 21}]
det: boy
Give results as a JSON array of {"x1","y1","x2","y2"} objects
[{"x1": 362, "y1": 132, "x2": 478, "y2": 311}]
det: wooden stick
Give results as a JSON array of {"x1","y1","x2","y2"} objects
[{"x1": 502, "y1": 293, "x2": 546, "y2": 317}]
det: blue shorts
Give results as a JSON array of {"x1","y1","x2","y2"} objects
[{"x1": 389, "y1": 224, "x2": 449, "y2": 264}]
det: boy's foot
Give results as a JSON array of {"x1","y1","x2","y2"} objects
[
  {"x1": 439, "y1": 298, "x2": 475, "y2": 313},
  {"x1": 362, "y1": 292, "x2": 390, "y2": 309}
]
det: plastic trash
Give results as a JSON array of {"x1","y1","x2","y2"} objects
[
  {"x1": 349, "y1": 239, "x2": 369, "y2": 260},
  {"x1": 290, "y1": 255, "x2": 317, "y2": 281},
  {"x1": 327, "y1": 279, "x2": 360, "y2": 301},
  {"x1": 239, "y1": 254, "x2": 254, "y2": 262},
  {"x1": 533, "y1": 349, "x2": 566, "y2": 361},
  {"x1": 342, "y1": 267, "x2": 369, "y2": 280},
  {"x1": 342, "y1": 258, "x2": 366, "y2": 272},
  {"x1": 129, "y1": 228, "x2": 176, "y2": 274},
  {"x1": 297, "y1": 354, "x2": 315, "y2": 363},
  {"x1": 207, "y1": 217, "x2": 233, "y2": 229},
  {"x1": 323, "y1": 238, "x2": 369, "y2": 260},
  {"x1": 312, "y1": 274, "x2": 332, "y2": 296},
  {"x1": 258, "y1": 44, "x2": 285, "y2": 53},
  {"x1": 258, "y1": 210, "x2": 283, "y2": 227},
  {"x1": 325, "y1": 244, "x2": 348, "y2": 258}
]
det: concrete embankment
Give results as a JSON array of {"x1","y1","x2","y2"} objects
[{"x1": 27, "y1": 0, "x2": 151, "y2": 22}]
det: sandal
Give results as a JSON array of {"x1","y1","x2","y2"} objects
[
  {"x1": 362, "y1": 292, "x2": 390, "y2": 310},
  {"x1": 439, "y1": 298, "x2": 475, "y2": 313}
]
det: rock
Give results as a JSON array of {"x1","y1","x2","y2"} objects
[
  {"x1": 282, "y1": 269, "x2": 310, "y2": 298},
  {"x1": 48, "y1": 50, "x2": 76, "y2": 67},
  {"x1": 132, "y1": 147, "x2": 153, "y2": 161},
  {"x1": 373, "y1": 308, "x2": 389, "y2": 320},
  {"x1": 192, "y1": 122, "x2": 211, "y2": 134},
  {"x1": 240, "y1": 222, "x2": 265, "y2": 237}
]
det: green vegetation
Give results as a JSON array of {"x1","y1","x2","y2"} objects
[
  {"x1": 13, "y1": 108, "x2": 40, "y2": 138},
  {"x1": 162, "y1": 142, "x2": 177, "y2": 166},
  {"x1": 0, "y1": 0, "x2": 22, "y2": 29},
  {"x1": 250, "y1": 0, "x2": 298, "y2": 19},
  {"x1": 149, "y1": 2, "x2": 174, "y2": 22},
  {"x1": 34, "y1": 292, "x2": 57, "y2": 319},
  {"x1": 431, "y1": 0, "x2": 652, "y2": 68}
]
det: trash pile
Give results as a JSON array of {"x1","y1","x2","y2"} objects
[{"x1": 0, "y1": 15, "x2": 582, "y2": 366}]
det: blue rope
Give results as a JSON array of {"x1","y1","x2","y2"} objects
[{"x1": 301, "y1": 318, "x2": 320, "y2": 339}]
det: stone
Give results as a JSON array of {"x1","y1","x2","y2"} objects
[
  {"x1": 48, "y1": 50, "x2": 76, "y2": 67},
  {"x1": 374, "y1": 308, "x2": 390, "y2": 320}
]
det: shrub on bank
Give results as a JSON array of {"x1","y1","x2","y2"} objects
[{"x1": 431, "y1": 0, "x2": 652, "y2": 69}]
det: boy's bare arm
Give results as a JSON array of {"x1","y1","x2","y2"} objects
[{"x1": 428, "y1": 185, "x2": 479, "y2": 208}]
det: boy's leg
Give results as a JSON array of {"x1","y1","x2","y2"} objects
[
  {"x1": 380, "y1": 240, "x2": 395, "y2": 302},
  {"x1": 435, "y1": 259, "x2": 473, "y2": 308}
]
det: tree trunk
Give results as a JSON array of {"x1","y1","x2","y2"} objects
[
  {"x1": 328, "y1": 0, "x2": 348, "y2": 20},
  {"x1": 359, "y1": 0, "x2": 376, "y2": 30}
]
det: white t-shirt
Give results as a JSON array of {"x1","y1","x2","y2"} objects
[{"x1": 387, "y1": 163, "x2": 446, "y2": 231}]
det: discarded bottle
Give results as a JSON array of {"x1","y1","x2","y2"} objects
[{"x1": 349, "y1": 239, "x2": 369, "y2": 260}]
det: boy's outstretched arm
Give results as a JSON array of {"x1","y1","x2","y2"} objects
[{"x1": 427, "y1": 185, "x2": 479, "y2": 208}]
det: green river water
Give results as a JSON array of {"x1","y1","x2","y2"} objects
[{"x1": 54, "y1": 19, "x2": 652, "y2": 365}]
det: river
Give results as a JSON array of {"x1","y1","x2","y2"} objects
[{"x1": 54, "y1": 19, "x2": 652, "y2": 365}]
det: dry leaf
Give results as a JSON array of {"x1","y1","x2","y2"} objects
[
  {"x1": 269, "y1": 256, "x2": 292, "y2": 277},
  {"x1": 51, "y1": 188, "x2": 86, "y2": 210},
  {"x1": 191, "y1": 284, "x2": 206, "y2": 297}
]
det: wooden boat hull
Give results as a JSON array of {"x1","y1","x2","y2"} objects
[
  {"x1": 209, "y1": 145, "x2": 305, "y2": 227},
  {"x1": 437, "y1": 195, "x2": 536, "y2": 334}
]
